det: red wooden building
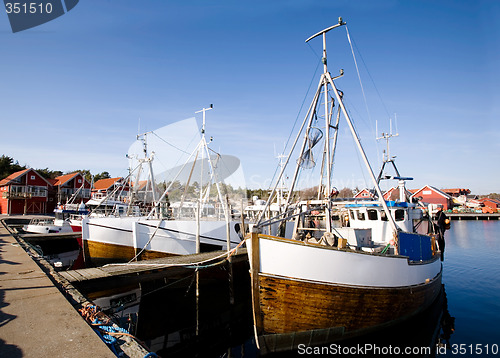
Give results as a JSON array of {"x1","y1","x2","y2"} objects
[
  {"x1": 480, "y1": 198, "x2": 500, "y2": 211},
  {"x1": 354, "y1": 188, "x2": 374, "y2": 199},
  {"x1": 0, "y1": 168, "x2": 52, "y2": 214},
  {"x1": 48, "y1": 172, "x2": 92, "y2": 212},
  {"x1": 92, "y1": 177, "x2": 129, "y2": 201},
  {"x1": 410, "y1": 185, "x2": 453, "y2": 210}
]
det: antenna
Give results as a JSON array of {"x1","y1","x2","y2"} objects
[
  {"x1": 376, "y1": 117, "x2": 399, "y2": 163},
  {"x1": 195, "y1": 104, "x2": 213, "y2": 135}
]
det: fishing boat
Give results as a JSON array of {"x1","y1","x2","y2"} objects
[
  {"x1": 247, "y1": 18, "x2": 443, "y2": 353},
  {"x1": 82, "y1": 109, "x2": 243, "y2": 265},
  {"x1": 23, "y1": 202, "x2": 88, "y2": 234}
]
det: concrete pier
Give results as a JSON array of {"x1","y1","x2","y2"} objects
[{"x1": 0, "y1": 219, "x2": 116, "y2": 358}]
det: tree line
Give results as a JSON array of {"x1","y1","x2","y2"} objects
[{"x1": 0, "y1": 155, "x2": 112, "y2": 183}]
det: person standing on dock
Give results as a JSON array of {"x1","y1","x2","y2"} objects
[{"x1": 435, "y1": 206, "x2": 448, "y2": 261}]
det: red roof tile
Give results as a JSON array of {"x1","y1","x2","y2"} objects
[
  {"x1": 53, "y1": 172, "x2": 80, "y2": 186},
  {"x1": 0, "y1": 168, "x2": 31, "y2": 186},
  {"x1": 93, "y1": 177, "x2": 123, "y2": 190}
]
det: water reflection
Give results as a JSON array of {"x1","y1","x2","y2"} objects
[
  {"x1": 262, "y1": 285, "x2": 454, "y2": 358},
  {"x1": 85, "y1": 269, "x2": 454, "y2": 358}
]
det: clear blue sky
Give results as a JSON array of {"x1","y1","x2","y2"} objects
[{"x1": 0, "y1": 0, "x2": 498, "y2": 194}]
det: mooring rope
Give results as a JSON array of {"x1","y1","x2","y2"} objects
[{"x1": 104, "y1": 237, "x2": 247, "y2": 270}]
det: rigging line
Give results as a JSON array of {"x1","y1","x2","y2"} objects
[
  {"x1": 345, "y1": 26, "x2": 382, "y2": 167},
  {"x1": 346, "y1": 26, "x2": 371, "y2": 125},
  {"x1": 267, "y1": 57, "x2": 323, "y2": 191},
  {"x1": 347, "y1": 28, "x2": 391, "y2": 119},
  {"x1": 151, "y1": 131, "x2": 192, "y2": 155}
]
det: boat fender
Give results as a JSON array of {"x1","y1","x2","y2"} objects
[
  {"x1": 321, "y1": 232, "x2": 336, "y2": 246},
  {"x1": 444, "y1": 218, "x2": 451, "y2": 230},
  {"x1": 293, "y1": 232, "x2": 305, "y2": 241}
]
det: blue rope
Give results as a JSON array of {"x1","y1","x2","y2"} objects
[
  {"x1": 88, "y1": 307, "x2": 131, "y2": 357},
  {"x1": 143, "y1": 353, "x2": 158, "y2": 358}
]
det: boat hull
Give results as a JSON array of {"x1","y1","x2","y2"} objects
[
  {"x1": 248, "y1": 234, "x2": 442, "y2": 351},
  {"x1": 82, "y1": 216, "x2": 242, "y2": 265},
  {"x1": 257, "y1": 271, "x2": 441, "y2": 334}
]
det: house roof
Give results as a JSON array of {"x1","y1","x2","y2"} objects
[
  {"x1": 93, "y1": 177, "x2": 123, "y2": 191},
  {"x1": 442, "y1": 188, "x2": 471, "y2": 195},
  {"x1": 411, "y1": 185, "x2": 452, "y2": 199},
  {"x1": 0, "y1": 168, "x2": 52, "y2": 187},
  {"x1": 354, "y1": 188, "x2": 374, "y2": 198},
  {"x1": 383, "y1": 186, "x2": 413, "y2": 200},
  {"x1": 480, "y1": 198, "x2": 500, "y2": 204},
  {"x1": 0, "y1": 168, "x2": 30, "y2": 186},
  {"x1": 53, "y1": 172, "x2": 80, "y2": 186},
  {"x1": 133, "y1": 180, "x2": 147, "y2": 190}
]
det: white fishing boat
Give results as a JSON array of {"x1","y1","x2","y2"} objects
[
  {"x1": 247, "y1": 18, "x2": 443, "y2": 353},
  {"x1": 82, "y1": 108, "x2": 243, "y2": 265},
  {"x1": 23, "y1": 202, "x2": 88, "y2": 234}
]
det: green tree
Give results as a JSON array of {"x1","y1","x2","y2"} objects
[
  {"x1": 0, "y1": 155, "x2": 26, "y2": 180},
  {"x1": 94, "y1": 171, "x2": 111, "y2": 181},
  {"x1": 36, "y1": 168, "x2": 63, "y2": 179}
]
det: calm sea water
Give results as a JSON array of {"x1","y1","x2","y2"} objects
[
  {"x1": 88, "y1": 220, "x2": 500, "y2": 357},
  {"x1": 439, "y1": 220, "x2": 500, "y2": 356}
]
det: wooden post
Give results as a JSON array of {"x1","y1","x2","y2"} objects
[
  {"x1": 196, "y1": 200, "x2": 200, "y2": 336},
  {"x1": 250, "y1": 231, "x2": 262, "y2": 339}
]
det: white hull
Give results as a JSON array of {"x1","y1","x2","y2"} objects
[
  {"x1": 82, "y1": 216, "x2": 242, "y2": 257},
  {"x1": 24, "y1": 219, "x2": 74, "y2": 234},
  {"x1": 248, "y1": 235, "x2": 442, "y2": 288}
]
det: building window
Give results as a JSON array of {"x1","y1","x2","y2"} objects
[
  {"x1": 30, "y1": 175, "x2": 35, "y2": 180},
  {"x1": 78, "y1": 179, "x2": 82, "y2": 184}
]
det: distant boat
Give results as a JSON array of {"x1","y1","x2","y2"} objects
[
  {"x1": 23, "y1": 202, "x2": 88, "y2": 234},
  {"x1": 247, "y1": 18, "x2": 442, "y2": 353},
  {"x1": 82, "y1": 109, "x2": 243, "y2": 265}
]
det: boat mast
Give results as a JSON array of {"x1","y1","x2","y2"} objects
[
  {"x1": 136, "y1": 131, "x2": 158, "y2": 217},
  {"x1": 195, "y1": 104, "x2": 212, "y2": 209},
  {"x1": 308, "y1": 18, "x2": 399, "y2": 235}
]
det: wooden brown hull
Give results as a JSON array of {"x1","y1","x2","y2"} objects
[
  {"x1": 83, "y1": 239, "x2": 174, "y2": 266},
  {"x1": 255, "y1": 270, "x2": 442, "y2": 349}
]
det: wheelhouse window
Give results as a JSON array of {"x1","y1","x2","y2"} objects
[
  {"x1": 357, "y1": 211, "x2": 365, "y2": 220},
  {"x1": 394, "y1": 209, "x2": 405, "y2": 221},
  {"x1": 350, "y1": 210, "x2": 355, "y2": 220},
  {"x1": 367, "y1": 209, "x2": 378, "y2": 220},
  {"x1": 380, "y1": 210, "x2": 388, "y2": 221}
]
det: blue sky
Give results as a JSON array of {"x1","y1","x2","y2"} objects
[{"x1": 0, "y1": 0, "x2": 498, "y2": 194}]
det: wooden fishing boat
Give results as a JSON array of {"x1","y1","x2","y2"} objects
[{"x1": 247, "y1": 18, "x2": 443, "y2": 353}]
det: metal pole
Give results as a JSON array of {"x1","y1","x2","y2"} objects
[{"x1": 326, "y1": 72, "x2": 398, "y2": 234}]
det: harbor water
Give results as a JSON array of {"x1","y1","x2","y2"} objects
[{"x1": 86, "y1": 220, "x2": 500, "y2": 357}]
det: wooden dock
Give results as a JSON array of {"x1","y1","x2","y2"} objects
[
  {"x1": 0, "y1": 217, "x2": 150, "y2": 357},
  {"x1": 0, "y1": 219, "x2": 116, "y2": 358},
  {"x1": 60, "y1": 248, "x2": 248, "y2": 291},
  {"x1": 447, "y1": 213, "x2": 500, "y2": 220}
]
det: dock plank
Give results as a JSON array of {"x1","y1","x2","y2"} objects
[{"x1": 62, "y1": 249, "x2": 247, "y2": 282}]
